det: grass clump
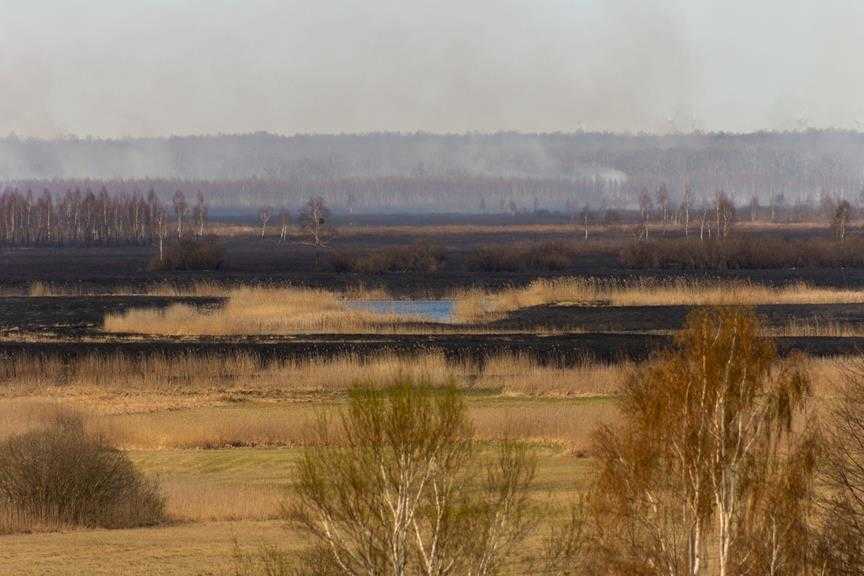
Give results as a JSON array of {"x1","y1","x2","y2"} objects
[{"x1": 0, "y1": 412, "x2": 165, "y2": 532}]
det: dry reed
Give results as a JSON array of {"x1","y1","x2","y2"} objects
[
  {"x1": 102, "y1": 286, "x2": 419, "y2": 335},
  {"x1": 455, "y1": 278, "x2": 864, "y2": 322}
]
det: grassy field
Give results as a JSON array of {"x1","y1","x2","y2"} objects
[
  {"x1": 0, "y1": 445, "x2": 591, "y2": 575},
  {"x1": 0, "y1": 349, "x2": 609, "y2": 574},
  {"x1": 0, "y1": 333, "x2": 852, "y2": 574}
]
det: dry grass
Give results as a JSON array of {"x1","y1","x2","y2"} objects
[
  {"x1": 0, "y1": 350, "x2": 846, "y2": 454},
  {"x1": 0, "y1": 349, "x2": 626, "y2": 454},
  {"x1": 0, "y1": 518, "x2": 294, "y2": 576},
  {"x1": 0, "y1": 350, "x2": 626, "y2": 414},
  {"x1": 455, "y1": 278, "x2": 864, "y2": 322},
  {"x1": 84, "y1": 399, "x2": 612, "y2": 452},
  {"x1": 18, "y1": 280, "x2": 389, "y2": 299},
  {"x1": 102, "y1": 286, "x2": 423, "y2": 335}
]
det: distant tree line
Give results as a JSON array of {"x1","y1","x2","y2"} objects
[
  {"x1": 5, "y1": 131, "x2": 864, "y2": 214},
  {"x1": 0, "y1": 187, "x2": 207, "y2": 247}
]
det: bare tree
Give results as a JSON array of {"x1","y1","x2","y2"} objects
[
  {"x1": 172, "y1": 190, "x2": 188, "y2": 239},
  {"x1": 715, "y1": 191, "x2": 735, "y2": 239},
  {"x1": 832, "y1": 200, "x2": 852, "y2": 242},
  {"x1": 155, "y1": 206, "x2": 167, "y2": 264},
  {"x1": 682, "y1": 182, "x2": 692, "y2": 237},
  {"x1": 638, "y1": 189, "x2": 653, "y2": 240},
  {"x1": 192, "y1": 191, "x2": 207, "y2": 237},
  {"x1": 299, "y1": 196, "x2": 333, "y2": 247},
  {"x1": 580, "y1": 204, "x2": 590, "y2": 241},
  {"x1": 656, "y1": 184, "x2": 670, "y2": 227},
  {"x1": 700, "y1": 207, "x2": 709, "y2": 241},
  {"x1": 290, "y1": 379, "x2": 571, "y2": 576},
  {"x1": 749, "y1": 194, "x2": 760, "y2": 223},
  {"x1": 258, "y1": 206, "x2": 272, "y2": 239},
  {"x1": 278, "y1": 210, "x2": 291, "y2": 242}
]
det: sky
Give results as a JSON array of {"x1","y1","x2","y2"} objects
[{"x1": 1, "y1": 0, "x2": 862, "y2": 138}]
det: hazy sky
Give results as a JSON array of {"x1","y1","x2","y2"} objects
[{"x1": 1, "y1": 0, "x2": 862, "y2": 138}]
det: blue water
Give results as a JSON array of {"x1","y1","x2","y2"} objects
[{"x1": 346, "y1": 299, "x2": 455, "y2": 322}]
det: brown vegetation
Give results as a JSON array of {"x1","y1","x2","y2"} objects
[
  {"x1": 586, "y1": 307, "x2": 818, "y2": 575},
  {"x1": 148, "y1": 237, "x2": 225, "y2": 271},
  {"x1": 330, "y1": 243, "x2": 446, "y2": 273},
  {"x1": 288, "y1": 378, "x2": 580, "y2": 576},
  {"x1": 0, "y1": 412, "x2": 164, "y2": 533},
  {"x1": 102, "y1": 287, "x2": 413, "y2": 335},
  {"x1": 455, "y1": 277, "x2": 864, "y2": 323},
  {"x1": 620, "y1": 236, "x2": 864, "y2": 269},
  {"x1": 0, "y1": 349, "x2": 624, "y2": 407}
]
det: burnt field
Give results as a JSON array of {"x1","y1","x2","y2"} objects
[
  {"x1": 5, "y1": 333, "x2": 864, "y2": 365},
  {"x1": 2, "y1": 294, "x2": 864, "y2": 363},
  {"x1": 4, "y1": 222, "x2": 864, "y2": 295},
  {"x1": 3, "y1": 222, "x2": 864, "y2": 364}
]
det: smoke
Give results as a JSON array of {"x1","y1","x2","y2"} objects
[{"x1": 0, "y1": 0, "x2": 862, "y2": 138}]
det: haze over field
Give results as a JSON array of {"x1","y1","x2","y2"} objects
[{"x1": 2, "y1": 0, "x2": 863, "y2": 138}]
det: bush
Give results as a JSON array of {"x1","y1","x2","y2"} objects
[
  {"x1": 328, "y1": 243, "x2": 446, "y2": 273},
  {"x1": 0, "y1": 413, "x2": 165, "y2": 530},
  {"x1": 464, "y1": 240, "x2": 592, "y2": 272},
  {"x1": 620, "y1": 236, "x2": 864, "y2": 270},
  {"x1": 150, "y1": 238, "x2": 225, "y2": 271}
]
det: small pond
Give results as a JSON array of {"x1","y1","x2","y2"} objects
[{"x1": 345, "y1": 299, "x2": 455, "y2": 322}]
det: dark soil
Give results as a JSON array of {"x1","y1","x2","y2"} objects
[
  {"x1": 1, "y1": 333, "x2": 862, "y2": 365},
  {"x1": 0, "y1": 296, "x2": 222, "y2": 336},
  {"x1": 492, "y1": 303, "x2": 864, "y2": 333},
  {"x1": 4, "y1": 234, "x2": 864, "y2": 296}
]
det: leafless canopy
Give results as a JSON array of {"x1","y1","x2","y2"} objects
[
  {"x1": 289, "y1": 379, "x2": 569, "y2": 576},
  {"x1": 298, "y1": 196, "x2": 333, "y2": 247}
]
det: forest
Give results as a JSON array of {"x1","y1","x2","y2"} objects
[{"x1": 2, "y1": 131, "x2": 864, "y2": 213}]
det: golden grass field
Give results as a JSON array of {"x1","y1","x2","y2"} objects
[
  {"x1": 0, "y1": 351, "x2": 612, "y2": 575},
  {"x1": 0, "y1": 347, "x2": 851, "y2": 575}
]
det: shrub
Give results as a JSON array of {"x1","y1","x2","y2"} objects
[
  {"x1": 464, "y1": 240, "x2": 592, "y2": 272},
  {"x1": 0, "y1": 412, "x2": 165, "y2": 530},
  {"x1": 620, "y1": 236, "x2": 864, "y2": 270},
  {"x1": 149, "y1": 237, "x2": 225, "y2": 271},
  {"x1": 327, "y1": 243, "x2": 445, "y2": 273}
]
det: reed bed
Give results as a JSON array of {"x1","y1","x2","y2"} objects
[
  {"x1": 455, "y1": 278, "x2": 864, "y2": 322},
  {"x1": 102, "y1": 286, "x2": 419, "y2": 335},
  {"x1": 0, "y1": 350, "x2": 624, "y2": 412}
]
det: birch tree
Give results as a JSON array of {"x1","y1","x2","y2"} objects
[
  {"x1": 588, "y1": 307, "x2": 815, "y2": 576},
  {"x1": 290, "y1": 379, "x2": 577, "y2": 576},
  {"x1": 299, "y1": 196, "x2": 333, "y2": 247}
]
